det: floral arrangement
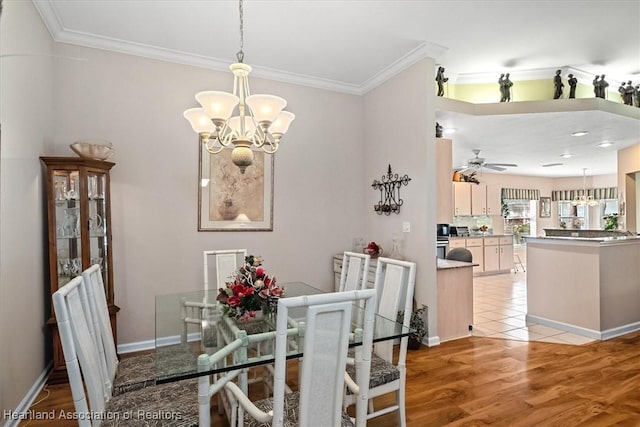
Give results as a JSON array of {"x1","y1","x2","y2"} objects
[
  {"x1": 603, "y1": 213, "x2": 619, "y2": 231},
  {"x1": 216, "y1": 255, "x2": 285, "y2": 321},
  {"x1": 364, "y1": 241, "x2": 383, "y2": 258}
]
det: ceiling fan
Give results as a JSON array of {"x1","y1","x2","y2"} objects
[{"x1": 456, "y1": 149, "x2": 518, "y2": 173}]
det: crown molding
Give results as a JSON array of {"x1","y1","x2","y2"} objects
[
  {"x1": 452, "y1": 66, "x2": 628, "y2": 87},
  {"x1": 359, "y1": 41, "x2": 448, "y2": 95}
]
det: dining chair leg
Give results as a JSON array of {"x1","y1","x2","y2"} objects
[{"x1": 198, "y1": 354, "x2": 211, "y2": 427}]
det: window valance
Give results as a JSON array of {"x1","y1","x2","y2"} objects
[
  {"x1": 501, "y1": 188, "x2": 540, "y2": 200},
  {"x1": 551, "y1": 187, "x2": 617, "y2": 201}
]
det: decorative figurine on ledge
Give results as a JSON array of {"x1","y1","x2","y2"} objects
[
  {"x1": 623, "y1": 81, "x2": 635, "y2": 106},
  {"x1": 436, "y1": 122, "x2": 443, "y2": 137},
  {"x1": 618, "y1": 81, "x2": 627, "y2": 102},
  {"x1": 436, "y1": 66, "x2": 448, "y2": 97},
  {"x1": 553, "y1": 69, "x2": 564, "y2": 99},
  {"x1": 635, "y1": 84, "x2": 640, "y2": 107},
  {"x1": 499, "y1": 73, "x2": 513, "y2": 102},
  {"x1": 567, "y1": 73, "x2": 577, "y2": 98},
  {"x1": 594, "y1": 74, "x2": 608, "y2": 98}
]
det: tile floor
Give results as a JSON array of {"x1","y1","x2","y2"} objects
[{"x1": 471, "y1": 269, "x2": 596, "y2": 345}]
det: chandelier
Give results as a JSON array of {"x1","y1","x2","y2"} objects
[
  {"x1": 183, "y1": 0, "x2": 295, "y2": 173},
  {"x1": 572, "y1": 168, "x2": 599, "y2": 207}
]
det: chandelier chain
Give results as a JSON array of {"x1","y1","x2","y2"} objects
[{"x1": 236, "y1": 0, "x2": 245, "y2": 63}]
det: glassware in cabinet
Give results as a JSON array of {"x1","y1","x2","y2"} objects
[{"x1": 41, "y1": 157, "x2": 118, "y2": 384}]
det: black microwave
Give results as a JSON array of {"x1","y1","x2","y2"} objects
[{"x1": 437, "y1": 223, "x2": 450, "y2": 237}]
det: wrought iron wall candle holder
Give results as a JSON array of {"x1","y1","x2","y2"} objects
[{"x1": 372, "y1": 164, "x2": 411, "y2": 215}]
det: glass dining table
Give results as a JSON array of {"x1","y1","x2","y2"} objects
[
  {"x1": 154, "y1": 281, "x2": 411, "y2": 426},
  {"x1": 155, "y1": 281, "x2": 410, "y2": 381}
]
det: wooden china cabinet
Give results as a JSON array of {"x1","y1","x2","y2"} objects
[{"x1": 40, "y1": 157, "x2": 119, "y2": 384}]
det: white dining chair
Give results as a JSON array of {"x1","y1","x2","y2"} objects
[
  {"x1": 217, "y1": 289, "x2": 377, "y2": 427},
  {"x1": 82, "y1": 264, "x2": 174, "y2": 396},
  {"x1": 53, "y1": 275, "x2": 199, "y2": 426},
  {"x1": 339, "y1": 251, "x2": 371, "y2": 292},
  {"x1": 182, "y1": 249, "x2": 247, "y2": 347},
  {"x1": 344, "y1": 257, "x2": 417, "y2": 427}
]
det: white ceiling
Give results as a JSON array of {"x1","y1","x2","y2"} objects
[{"x1": 30, "y1": 0, "x2": 640, "y2": 177}]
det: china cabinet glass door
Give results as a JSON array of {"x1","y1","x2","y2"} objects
[{"x1": 41, "y1": 156, "x2": 117, "y2": 384}]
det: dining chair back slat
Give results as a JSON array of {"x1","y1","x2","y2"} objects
[
  {"x1": 222, "y1": 289, "x2": 376, "y2": 427},
  {"x1": 204, "y1": 249, "x2": 247, "y2": 291},
  {"x1": 53, "y1": 276, "x2": 107, "y2": 426},
  {"x1": 82, "y1": 264, "x2": 118, "y2": 397},
  {"x1": 344, "y1": 257, "x2": 417, "y2": 427},
  {"x1": 339, "y1": 251, "x2": 371, "y2": 292}
]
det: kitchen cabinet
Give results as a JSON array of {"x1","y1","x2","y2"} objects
[
  {"x1": 465, "y1": 238, "x2": 484, "y2": 274},
  {"x1": 451, "y1": 236, "x2": 512, "y2": 274},
  {"x1": 471, "y1": 183, "x2": 502, "y2": 215},
  {"x1": 453, "y1": 182, "x2": 472, "y2": 216},
  {"x1": 483, "y1": 236, "x2": 513, "y2": 273},
  {"x1": 40, "y1": 157, "x2": 118, "y2": 384},
  {"x1": 449, "y1": 237, "x2": 484, "y2": 273}
]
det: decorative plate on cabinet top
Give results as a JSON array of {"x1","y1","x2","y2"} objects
[{"x1": 70, "y1": 139, "x2": 114, "y2": 161}]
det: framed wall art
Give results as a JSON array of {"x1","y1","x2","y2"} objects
[
  {"x1": 198, "y1": 144, "x2": 274, "y2": 231},
  {"x1": 539, "y1": 196, "x2": 551, "y2": 218}
]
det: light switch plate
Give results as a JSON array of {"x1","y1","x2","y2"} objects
[{"x1": 402, "y1": 222, "x2": 411, "y2": 233}]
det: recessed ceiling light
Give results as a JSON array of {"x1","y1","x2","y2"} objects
[
  {"x1": 571, "y1": 131, "x2": 589, "y2": 136},
  {"x1": 598, "y1": 141, "x2": 613, "y2": 148},
  {"x1": 561, "y1": 153, "x2": 572, "y2": 158},
  {"x1": 443, "y1": 128, "x2": 456, "y2": 135}
]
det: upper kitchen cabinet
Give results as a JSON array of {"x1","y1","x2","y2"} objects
[
  {"x1": 454, "y1": 182, "x2": 501, "y2": 216},
  {"x1": 471, "y1": 183, "x2": 502, "y2": 215},
  {"x1": 453, "y1": 182, "x2": 472, "y2": 216}
]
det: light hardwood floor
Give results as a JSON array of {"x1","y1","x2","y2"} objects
[
  {"x1": 18, "y1": 270, "x2": 640, "y2": 426},
  {"x1": 18, "y1": 330, "x2": 640, "y2": 426}
]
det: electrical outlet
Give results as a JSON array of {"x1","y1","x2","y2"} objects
[{"x1": 402, "y1": 222, "x2": 411, "y2": 233}]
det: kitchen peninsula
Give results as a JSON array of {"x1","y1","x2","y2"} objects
[{"x1": 525, "y1": 236, "x2": 640, "y2": 340}]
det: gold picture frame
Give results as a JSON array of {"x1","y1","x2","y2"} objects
[
  {"x1": 198, "y1": 143, "x2": 274, "y2": 231},
  {"x1": 539, "y1": 196, "x2": 551, "y2": 218}
]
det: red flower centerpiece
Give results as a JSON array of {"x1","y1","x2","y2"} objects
[
  {"x1": 364, "y1": 241, "x2": 383, "y2": 258},
  {"x1": 216, "y1": 255, "x2": 285, "y2": 321}
]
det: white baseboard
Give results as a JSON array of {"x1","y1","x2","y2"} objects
[
  {"x1": 117, "y1": 332, "x2": 202, "y2": 354},
  {"x1": 525, "y1": 314, "x2": 640, "y2": 340},
  {"x1": 5, "y1": 363, "x2": 52, "y2": 427},
  {"x1": 426, "y1": 335, "x2": 441, "y2": 347}
]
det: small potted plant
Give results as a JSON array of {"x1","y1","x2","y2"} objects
[{"x1": 398, "y1": 304, "x2": 428, "y2": 350}]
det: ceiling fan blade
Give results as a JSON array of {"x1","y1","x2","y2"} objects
[
  {"x1": 543, "y1": 163, "x2": 563, "y2": 167},
  {"x1": 454, "y1": 166, "x2": 474, "y2": 173},
  {"x1": 483, "y1": 164, "x2": 507, "y2": 171},
  {"x1": 487, "y1": 163, "x2": 518, "y2": 167}
]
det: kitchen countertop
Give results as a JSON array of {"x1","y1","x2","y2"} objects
[
  {"x1": 437, "y1": 259, "x2": 478, "y2": 270},
  {"x1": 525, "y1": 235, "x2": 640, "y2": 245},
  {"x1": 449, "y1": 234, "x2": 513, "y2": 239}
]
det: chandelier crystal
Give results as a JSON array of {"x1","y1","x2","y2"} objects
[
  {"x1": 183, "y1": 0, "x2": 294, "y2": 173},
  {"x1": 571, "y1": 168, "x2": 599, "y2": 207}
]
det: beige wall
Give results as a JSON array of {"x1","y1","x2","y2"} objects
[
  {"x1": 0, "y1": 1, "x2": 55, "y2": 423},
  {"x1": 363, "y1": 58, "x2": 437, "y2": 340},
  {"x1": 51, "y1": 42, "x2": 369, "y2": 346},
  {"x1": 618, "y1": 144, "x2": 640, "y2": 232}
]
